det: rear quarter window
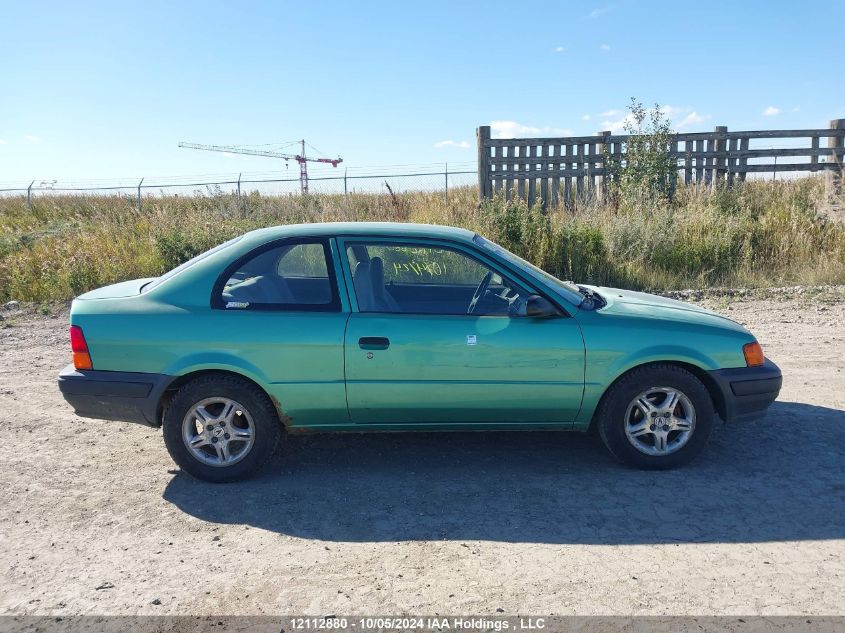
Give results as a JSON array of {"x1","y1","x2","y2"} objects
[{"x1": 213, "y1": 239, "x2": 340, "y2": 312}]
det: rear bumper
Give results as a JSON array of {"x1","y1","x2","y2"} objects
[
  {"x1": 709, "y1": 359, "x2": 782, "y2": 423},
  {"x1": 57, "y1": 364, "x2": 173, "y2": 426}
]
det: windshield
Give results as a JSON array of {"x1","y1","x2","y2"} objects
[
  {"x1": 472, "y1": 234, "x2": 585, "y2": 305},
  {"x1": 142, "y1": 235, "x2": 243, "y2": 293}
]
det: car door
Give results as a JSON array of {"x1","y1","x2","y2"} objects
[
  {"x1": 339, "y1": 238, "x2": 585, "y2": 426},
  {"x1": 207, "y1": 237, "x2": 350, "y2": 427}
]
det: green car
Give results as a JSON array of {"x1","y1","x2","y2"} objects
[{"x1": 58, "y1": 222, "x2": 781, "y2": 482}]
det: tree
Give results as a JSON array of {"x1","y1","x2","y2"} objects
[{"x1": 607, "y1": 98, "x2": 676, "y2": 206}]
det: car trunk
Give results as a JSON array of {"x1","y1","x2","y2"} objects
[{"x1": 75, "y1": 278, "x2": 156, "y2": 300}]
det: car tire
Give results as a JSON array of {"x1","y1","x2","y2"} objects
[
  {"x1": 596, "y1": 364, "x2": 715, "y2": 470},
  {"x1": 162, "y1": 374, "x2": 282, "y2": 483}
]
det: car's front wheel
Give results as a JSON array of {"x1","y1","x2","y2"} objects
[
  {"x1": 596, "y1": 364, "x2": 715, "y2": 469},
  {"x1": 162, "y1": 374, "x2": 282, "y2": 482}
]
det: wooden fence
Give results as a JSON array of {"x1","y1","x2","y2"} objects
[{"x1": 477, "y1": 119, "x2": 845, "y2": 208}]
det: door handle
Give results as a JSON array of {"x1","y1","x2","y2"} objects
[{"x1": 358, "y1": 336, "x2": 390, "y2": 350}]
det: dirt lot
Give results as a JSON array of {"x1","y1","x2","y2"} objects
[{"x1": 1, "y1": 289, "x2": 843, "y2": 616}]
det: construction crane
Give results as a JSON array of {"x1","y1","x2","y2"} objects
[{"x1": 178, "y1": 139, "x2": 342, "y2": 194}]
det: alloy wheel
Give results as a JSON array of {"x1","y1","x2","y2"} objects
[
  {"x1": 181, "y1": 397, "x2": 256, "y2": 467},
  {"x1": 623, "y1": 387, "x2": 696, "y2": 456}
]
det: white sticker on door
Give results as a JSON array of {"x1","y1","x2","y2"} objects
[{"x1": 466, "y1": 335, "x2": 477, "y2": 346}]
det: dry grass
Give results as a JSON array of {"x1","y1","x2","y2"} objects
[{"x1": 1, "y1": 178, "x2": 844, "y2": 302}]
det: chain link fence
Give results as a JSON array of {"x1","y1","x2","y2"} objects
[{"x1": 0, "y1": 164, "x2": 478, "y2": 205}]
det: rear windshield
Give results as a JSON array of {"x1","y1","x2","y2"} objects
[{"x1": 142, "y1": 236, "x2": 243, "y2": 293}]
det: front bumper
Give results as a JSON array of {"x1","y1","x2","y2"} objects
[
  {"x1": 58, "y1": 364, "x2": 174, "y2": 426},
  {"x1": 709, "y1": 358, "x2": 782, "y2": 423}
]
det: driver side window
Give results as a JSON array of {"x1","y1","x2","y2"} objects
[{"x1": 345, "y1": 241, "x2": 530, "y2": 316}]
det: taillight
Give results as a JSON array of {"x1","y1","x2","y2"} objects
[
  {"x1": 70, "y1": 325, "x2": 93, "y2": 370},
  {"x1": 743, "y1": 341, "x2": 765, "y2": 367}
]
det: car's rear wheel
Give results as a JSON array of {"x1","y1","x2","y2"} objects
[
  {"x1": 162, "y1": 374, "x2": 281, "y2": 482},
  {"x1": 596, "y1": 364, "x2": 715, "y2": 469}
]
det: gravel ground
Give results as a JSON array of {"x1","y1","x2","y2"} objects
[{"x1": 0, "y1": 289, "x2": 843, "y2": 616}]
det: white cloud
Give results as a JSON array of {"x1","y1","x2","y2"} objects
[
  {"x1": 434, "y1": 140, "x2": 471, "y2": 149},
  {"x1": 554, "y1": 46, "x2": 566, "y2": 53},
  {"x1": 662, "y1": 105, "x2": 706, "y2": 124},
  {"x1": 792, "y1": 106, "x2": 800, "y2": 112},
  {"x1": 490, "y1": 120, "x2": 572, "y2": 139},
  {"x1": 675, "y1": 111, "x2": 706, "y2": 129},
  {"x1": 491, "y1": 121, "x2": 540, "y2": 138},
  {"x1": 582, "y1": 114, "x2": 591, "y2": 121},
  {"x1": 599, "y1": 43, "x2": 611, "y2": 51},
  {"x1": 763, "y1": 106, "x2": 780, "y2": 116},
  {"x1": 589, "y1": 6, "x2": 610, "y2": 18},
  {"x1": 600, "y1": 114, "x2": 634, "y2": 133},
  {"x1": 0, "y1": 139, "x2": 6, "y2": 145},
  {"x1": 24, "y1": 135, "x2": 39, "y2": 143},
  {"x1": 600, "y1": 105, "x2": 708, "y2": 132}
]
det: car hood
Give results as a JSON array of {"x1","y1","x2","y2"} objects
[
  {"x1": 75, "y1": 278, "x2": 156, "y2": 300},
  {"x1": 588, "y1": 286, "x2": 749, "y2": 333}
]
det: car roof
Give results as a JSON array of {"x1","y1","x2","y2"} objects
[{"x1": 244, "y1": 222, "x2": 477, "y2": 243}]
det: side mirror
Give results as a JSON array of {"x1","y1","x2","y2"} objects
[{"x1": 525, "y1": 295, "x2": 561, "y2": 318}]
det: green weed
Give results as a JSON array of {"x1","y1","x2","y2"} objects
[{"x1": 0, "y1": 177, "x2": 843, "y2": 302}]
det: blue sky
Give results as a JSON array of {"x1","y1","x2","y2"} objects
[{"x1": 1, "y1": 0, "x2": 842, "y2": 185}]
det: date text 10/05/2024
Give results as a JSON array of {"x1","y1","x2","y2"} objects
[{"x1": 289, "y1": 617, "x2": 547, "y2": 631}]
